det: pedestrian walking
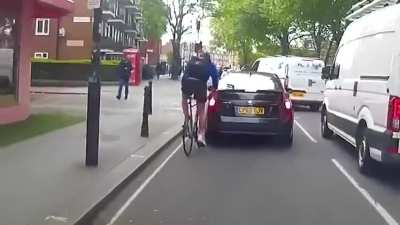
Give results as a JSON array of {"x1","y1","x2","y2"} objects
[
  {"x1": 155, "y1": 62, "x2": 162, "y2": 80},
  {"x1": 116, "y1": 56, "x2": 132, "y2": 100}
]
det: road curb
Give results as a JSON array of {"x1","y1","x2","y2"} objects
[
  {"x1": 73, "y1": 124, "x2": 182, "y2": 225},
  {"x1": 31, "y1": 91, "x2": 88, "y2": 95}
]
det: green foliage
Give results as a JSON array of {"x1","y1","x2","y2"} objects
[
  {"x1": 212, "y1": 0, "x2": 362, "y2": 63},
  {"x1": 0, "y1": 113, "x2": 84, "y2": 147},
  {"x1": 289, "y1": 48, "x2": 319, "y2": 58},
  {"x1": 141, "y1": 0, "x2": 168, "y2": 39}
]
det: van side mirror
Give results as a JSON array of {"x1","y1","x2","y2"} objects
[{"x1": 322, "y1": 66, "x2": 332, "y2": 80}]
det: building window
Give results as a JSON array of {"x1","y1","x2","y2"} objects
[
  {"x1": 34, "y1": 52, "x2": 49, "y2": 59},
  {"x1": 35, "y1": 18, "x2": 50, "y2": 35}
]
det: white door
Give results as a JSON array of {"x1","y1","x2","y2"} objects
[
  {"x1": 330, "y1": 42, "x2": 357, "y2": 119},
  {"x1": 353, "y1": 32, "x2": 396, "y2": 131}
]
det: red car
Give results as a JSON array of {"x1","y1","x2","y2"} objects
[{"x1": 206, "y1": 72, "x2": 294, "y2": 144}]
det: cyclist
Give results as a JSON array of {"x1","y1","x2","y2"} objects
[{"x1": 181, "y1": 49, "x2": 218, "y2": 147}]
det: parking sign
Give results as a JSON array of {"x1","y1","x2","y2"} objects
[{"x1": 87, "y1": 0, "x2": 101, "y2": 9}]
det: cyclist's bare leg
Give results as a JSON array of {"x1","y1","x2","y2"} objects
[
  {"x1": 196, "y1": 102, "x2": 206, "y2": 143},
  {"x1": 181, "y1": 98, "x2": 189, "y2": 122}
]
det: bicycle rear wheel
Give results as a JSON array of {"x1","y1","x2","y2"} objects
[{"x1": 182, "y1": 113, "x2": 194, "y2": 157}]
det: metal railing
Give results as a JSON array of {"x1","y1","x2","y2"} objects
[{"x1": 346, "y1": 0, "x2": 399, "y2": 21}]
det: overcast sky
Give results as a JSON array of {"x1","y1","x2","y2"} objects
[{"x1": 161, "y1": 0, "x2": 212, "y2": 45}]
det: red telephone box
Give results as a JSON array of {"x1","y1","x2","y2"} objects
[{"x1": 123, "y1": 48, "x2": 141, "y2": 86}]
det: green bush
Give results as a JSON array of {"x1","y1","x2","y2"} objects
[{"x1": 31, "y1": 61, "x2": 119, "y2": 81}]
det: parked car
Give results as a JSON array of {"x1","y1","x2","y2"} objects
[
  {"x1": 321, "y1": 4, "x2": 400, "y2": 173},
  {"x1": 253, "y1": 56, "x2": 325, "y2": 111},
  {"x1": 206, "y1": 71, "x2": 294, "y2": 144}
]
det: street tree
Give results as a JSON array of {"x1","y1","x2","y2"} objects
[
  {"x1": 296, "y1": 0, "x2": 359, "y2": 63},
  {"x1": 296, "y1": 0, "x2": 330, "y2": 57},
  {"x1": 166, "y1": 0, "x2": 210, "y2": 79},
  {"x1": 260, "y1": 0, "x2": 303, "y2": 56},
  {"x1": 141, "y1": 0, "x2": 168, "y2": 40},
  {"x1": 212, "y1": 0, "x2": 268, "y2": 65}
]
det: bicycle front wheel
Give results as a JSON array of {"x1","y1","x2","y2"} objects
[{"x1": 182, "y1": 117, "x2": 194, "y2": 157}]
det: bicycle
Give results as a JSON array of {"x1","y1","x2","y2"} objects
[{"x1": 182, "y1": 96, "x2": 199, "y2": 157}]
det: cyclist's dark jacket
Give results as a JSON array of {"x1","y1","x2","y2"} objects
[{"x1": 183, "y1": 56, "x2": 210, "y2": 82}]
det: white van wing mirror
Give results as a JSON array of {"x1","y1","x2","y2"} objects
[{"x1": 322, "y1": 66, "x2": 332, "y2": 80}]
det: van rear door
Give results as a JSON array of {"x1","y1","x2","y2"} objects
[{"x1": 288, "y1": 59, "x2": 325, "y2": 94}]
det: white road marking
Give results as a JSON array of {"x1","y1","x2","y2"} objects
[
  {"x1": 130, "y1": 154, "x2": 145, "y2": 159},
  {"x1": 44, "y1": 215, "x2": 68, "y2": 223},
  {"x1": 107, "y1": 143, "x2": 183, "y2": 225},
  {"x1": 331, "y1": 159, "x2": 399, "y2": 225},
  {"x1": 294, "y1": 120, "x2": 318, "y2": 143}
]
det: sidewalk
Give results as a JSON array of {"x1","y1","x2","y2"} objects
[{"x1": 0, "y1": 78, "x2": 183, "y2": 225}]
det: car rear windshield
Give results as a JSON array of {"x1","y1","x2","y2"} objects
[{"x1": 219, "y1": 73, "x2": 283, "y2": 92}]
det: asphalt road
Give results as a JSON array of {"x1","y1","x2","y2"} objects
[{"x1": 85, "y1": 110, "x2": 400, "y2": 225}]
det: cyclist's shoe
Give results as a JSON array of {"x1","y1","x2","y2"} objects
[{"x1": 197, "y1": 134, "x2": 207, "y2": 147}]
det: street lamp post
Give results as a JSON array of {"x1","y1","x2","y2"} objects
[{"x1": 86, "y1": 2, "x2": 103, "y2": 167}]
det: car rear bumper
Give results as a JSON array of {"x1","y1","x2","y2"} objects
[
  {"x1": 208, "y1": 115, "x2": 293, "y2": 135},
  {"x1": 290, "y1": 92, "x2": 323, "y2": 105}
]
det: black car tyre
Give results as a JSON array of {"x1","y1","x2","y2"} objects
[
  {"x1": 357, "y1": 130, "x2": 374, "y2": 174},
  {"x1": 321, "y1": 110, "x2": 333, "y2": 138},
  {"x1": 279, "y1": 129, "x2": 293, "y2": 145}
]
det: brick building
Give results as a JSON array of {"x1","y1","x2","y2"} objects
[
  {"x1": 0, "y1": 0, "x2": 74, "y2": 124},
  {"x1": 143, "y1": 39, "x2": 161, "y2": 65},
  {"x1": 31, "y1": 0, "x2": 145, "y2": 60}
]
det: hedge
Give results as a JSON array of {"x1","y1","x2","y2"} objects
[
  {"x1": 31, "y1": 61, "x2": 119, "y2": 82},
  {"x1": 31, "y1": 60, "x2": 156, "y2": 82}
]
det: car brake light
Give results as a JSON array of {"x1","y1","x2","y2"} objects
[
  {"x1": 285, "y1": 99, "x2": 292, "y2": 110},
  {"x1": 387, "y1": 96, "x2": 400, "y2": 132},
  {"x1": 281, "y1": 93, "x2": 293, "y2": 121},
  {"x1": 208, "y1": 90, "x2": 220, "y2": 113},
  {"x1": 209, "y1": 97, "x2": 216, "y2": 107}
]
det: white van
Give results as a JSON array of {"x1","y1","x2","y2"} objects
[
  {"x1": 321, "y1": 4, "x2": 400, "y2": 173},
  {"x1": 253, "y1": 56, "x2": 325, "y2": 111}
]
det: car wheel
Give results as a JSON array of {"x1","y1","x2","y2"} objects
[
  {"x1": 321, "y1": 110, "x2": 333, "y2": 138},
  {"x1": 357, "y1": 130, "x2": 373, "y2": 174},
  {"x1": 310, "y1": 104, "x2": 320, "y2": 112},
  {"x1": 280, "y1": 129, "x2": 293, "y2": 145}
]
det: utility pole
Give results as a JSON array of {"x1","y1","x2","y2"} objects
[{"x1": 86, "y1": 0, "x2": 103, "y2": 167}]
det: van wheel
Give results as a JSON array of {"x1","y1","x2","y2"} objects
[
  {"x1": 321, "y1": 110, "x2": 333, "y2": 138},
  {"x1": 357, "y1": 130, "x2": 373, "y2": 174},
  {"x1": 310, "y1": 104, "x2": 320, "y2": 112}
]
